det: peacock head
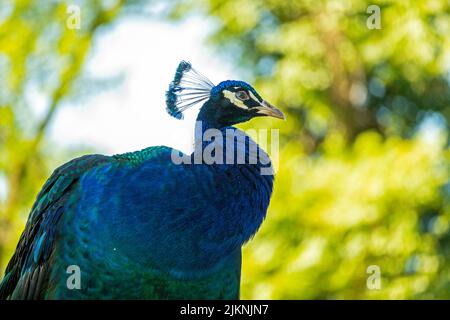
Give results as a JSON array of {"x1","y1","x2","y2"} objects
[{"x1": 166, "y1": 61, "x2": 285, "y2": 128}]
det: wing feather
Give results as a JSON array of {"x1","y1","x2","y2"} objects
[{"x1": 0, "y1": 154, "x2": 110, "y2": 299}]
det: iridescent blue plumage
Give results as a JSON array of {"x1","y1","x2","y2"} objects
[
  {"x1": 0, "y1": 61, "x2": 283, "y2": 299},
  {"x1": 211, "y1": 80, "x2": 262, "y2": 101}
]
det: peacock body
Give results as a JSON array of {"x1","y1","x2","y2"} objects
[{"x1": 0, "y1": 61, "x2": 284, "y2": 299}]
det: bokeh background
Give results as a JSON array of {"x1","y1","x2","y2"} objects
[{"x1": 1, "y1": 0, "x2": 449, "y2": 299}]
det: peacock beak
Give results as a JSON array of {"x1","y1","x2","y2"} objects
[{"x1": 255, "y1": 100, "x2": 286, "y2": 120}]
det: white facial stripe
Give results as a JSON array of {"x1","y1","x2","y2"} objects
[
  {"x1": 248, "y1": 91, "x2": 259, "y2": 102},
  {"x1": 223, "y1": 90, "x2": 248, "y2": 109}
]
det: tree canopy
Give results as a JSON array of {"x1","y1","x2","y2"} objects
[{"x1": 168, "y1": 0, "x2": 450, "y2": 299}]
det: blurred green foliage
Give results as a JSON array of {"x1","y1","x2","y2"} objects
[
  {"x1": 1, "y1": 0, "x2": 449, "y2": 299},
  {"x1": 0, "y1": 0, "x2": 129, "y2": 275},
  {"x1": 169, "y1": 0, "x2": 450, "y2": 299}
]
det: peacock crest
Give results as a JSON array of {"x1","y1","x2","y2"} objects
[{"x1": 165, "y1": 61, "x2": 215, "y2": 119}]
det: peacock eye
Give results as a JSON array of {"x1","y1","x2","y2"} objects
[{"x1": 235, "y1": 91, "x2": 249, "y2": 101}]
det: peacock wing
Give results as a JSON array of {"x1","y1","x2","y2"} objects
[{"x1": 0, "y1": 154, "x2": 111, "y2": 299}]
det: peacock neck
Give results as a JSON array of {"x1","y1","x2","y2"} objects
[
  {"x1": 192, "y1": 118, "x2": 273, "y2": 176},
  {"x1": 196, "y1": 99, "x2": 244, "y2": 129},
  {"x1": 196, "y1": 100, "x2": 221, "y2": 129}
]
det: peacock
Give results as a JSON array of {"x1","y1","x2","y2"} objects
[{"x1": 0, "y1": 61, "x2": 284, "y2": 299}]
